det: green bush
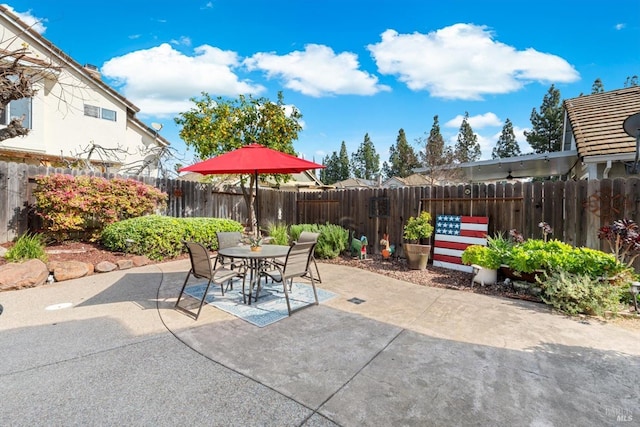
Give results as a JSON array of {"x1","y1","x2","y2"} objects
[
  {"x1": 290, "y1": 223, "x2": 348, "y2": 259},
  {"x1": 34, "y1": 174, "x2": 167, "y2": 241},
  {"x1": 504, "y1": 239, "x2": 574, "y2": 273},
  {"x1": 461, "y1": 245, "x2": 502, "y2": 269},
  {"x1": 315, "y1": 223, "x2": 349, "y2": 259},
  {"x1": 265, "y1": 223, "x2": 290, "y2": 245},
  {"x1": 289, "y1": 223, "x2": 321, "y2": 242},
  {"x1": 538, "y1": 271, "x2": 623, "y2": 316},
  {"x1": 5, "y1": 233, "x2": 48, "y2": 263},
  {"x1": 101, "y1": 215, "x2": 243, "y2": 260}
]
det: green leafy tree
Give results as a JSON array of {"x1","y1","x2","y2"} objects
[
  {"x1": 382, "y1": 129, "x2": 420, "y2": 178},
  {"x1": 454, "y1": 112, "x2": 481, "y2": 162},
  {"x1": 417, "y1": 115, "x2": 458, "y2": 184},
  {"x1": 524, "y1": 85, "x2": 564, "y2": 153},
  {"x1": 492, "y1": 119, "x2": 521, "y2": 159},
  {"x1": 591, "y1": 78, "x2": 604, "y2": 94},
  {"x1": 351, "y1": 133, "x2": 380, "y2": 180},
  {"x1": 175, "y1": 91, "x2": 302, "y2": 232}
]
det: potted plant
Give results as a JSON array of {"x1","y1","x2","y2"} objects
[
  {"x1": 245, "y1": 234, "x2": 264, "y2": 252},
  {"x1": 403, "y1": 211, "x2": 434, "y2": 270},
  {"x1": 461, "y1": 245, "x2": 501, "y2": 285}
]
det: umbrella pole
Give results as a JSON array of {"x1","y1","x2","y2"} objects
[{"x1": 254, "y1": 170, "x2": 259, "y2": 237}]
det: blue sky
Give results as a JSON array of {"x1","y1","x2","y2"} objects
[{"x1": 5, "y1": 1, "x2": 640, "y2": 167}]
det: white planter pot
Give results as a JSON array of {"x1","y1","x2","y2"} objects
[{"x1": 471, "y1": 264, "x2": 498, "y2": 286}]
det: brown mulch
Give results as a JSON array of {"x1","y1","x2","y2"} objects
[
  {"x1": 320, "y1": 253, "x2": 544, "y2": 303},
  {"x1": 0, "y1": 241, "x2": 189, "y2": 267}
]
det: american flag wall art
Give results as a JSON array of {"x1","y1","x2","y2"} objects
[{"x1": 432, "y1": 215, "x2": 489, "y2": 273}]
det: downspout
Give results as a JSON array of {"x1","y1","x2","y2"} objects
[{"x1": 603, "y1": 160, "x2": 611, "y2": 179}]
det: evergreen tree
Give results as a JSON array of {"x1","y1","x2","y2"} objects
[
  {"x1": 454, "y1": 112, "x2": 481, "y2": 162},
  {"x1": 320, "y1": 152, "x2": 340, "y2": 184},
  {"x1": 591, "y1": 78, "x2": 604, "y2": 94},
  {"x1": 624, "y1": 75, "x2": 639, "y2": 87},
  {"x1": 337, "y1": 141, "x2": 350, "y2": 181},
  {"x1": 524, "y1": 84, "x2": 564, "y2": 153},
  {"x1": 492, "y1": 119, "x2": 521, "y2": 159},
  {"x1": 417, "y1": 115, "x2": 458, "y2": 184},
  {"x1": 382, "y1": 128, "x2": 420, "y2": 178},
  {"x1": 351, "y1": 133, "x2": 380, "y2": 180}
]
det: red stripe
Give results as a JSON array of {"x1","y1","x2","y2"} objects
[
  {"x1": 459, "y1": 230, "x2": 487, "y2": 238},
  {"x1": 460, "y1": 216, "x2": 488, "y2": 224},
  {"x1": 432, "y1": 254, "x2": 464, "y2": 265},
  {"x1": 434, "y1": 241, "x2": 472, "y2": 250}
]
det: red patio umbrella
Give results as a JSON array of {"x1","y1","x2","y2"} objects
[{"x1": 179, "y1": 143, "x2": 325, "y2": 232}]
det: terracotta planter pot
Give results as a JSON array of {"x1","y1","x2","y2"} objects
[
  {"x1": 250, "y1": 246, "x2": 262, "y2": 252},
  {"x1": 404, "y1": 243, "x2": 431, "y2": 270}
]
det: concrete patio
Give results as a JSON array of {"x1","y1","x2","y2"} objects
[{"x1": 0, "y1": 259, "x2": 638, "y2": 426}]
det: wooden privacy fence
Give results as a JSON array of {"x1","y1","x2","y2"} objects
[
  {"x1": 2, "y1": 161, "x2": 639, "y2": 257},
  {"x1": 292, "y1": 179, "x2": 640, "y2": 255}
]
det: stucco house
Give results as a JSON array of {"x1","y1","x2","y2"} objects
[{"x1": 0, "y1": 5, "x2": 169, "y2": 176}]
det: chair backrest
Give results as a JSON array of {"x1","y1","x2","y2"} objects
[
  {"x1": 282, "y1": 241, "x2": 316, "y2": 278},
  {"x1": 216, "y1": 232, "x2": 242, "y2": 250},
  {"x1": 298, "y1": 231, "x2": 320, "y2": 244},
  {"x1": 184, "y1": 241, "x2": 213, "y2": 279}
]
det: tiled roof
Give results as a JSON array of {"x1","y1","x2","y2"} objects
[{"x1": 564, "y1": 86, "x2": 640, "y2": 158}]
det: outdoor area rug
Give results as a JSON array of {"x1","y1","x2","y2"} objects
[{"x1": 183, "y1": 278, "x2": 337, "y2": 327}]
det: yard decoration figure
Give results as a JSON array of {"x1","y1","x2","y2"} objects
[
  {"x1": 350, "y1": 231, "x2": 362, "y2": 258},
  {"x1": 350, "y1": 231, "x2": 368, "y2": 259},
  {"x1": 359, "y1": 235, "x2": 368, "y2": 259},
  {"x1": 380, "y1": 233, "x2": 395, "y2": 259}
]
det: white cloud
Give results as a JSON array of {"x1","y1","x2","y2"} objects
[
  {"x1": 368, "y1": 23, "x2": 580, "y2": 100},
  {"x1": 170, "y1": 36, "x2": 192, "y2": 47},
  {"x1": 444, "y1": 112, "x2": 502, "y2": 129},
  {"x1": 101, "y1": 43, "x2": 265, "y2": 116},
  {"x1": 615, "y1": 23, "x2": 626, "y2": 30},
  {"x1": 244, "y1": 44, "x2": 391, "y2": 97},
  {"x1": 2, "y1": 4, "x2": 47, "y2": 33}
]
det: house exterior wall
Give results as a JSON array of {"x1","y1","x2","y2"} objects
[{"x1": 0, "y1": 10, "x2": 163, "y2": 175}]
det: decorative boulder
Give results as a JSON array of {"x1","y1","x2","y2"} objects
[
  {"x1": 116, "y1": 259, "x2": 134, "y2": 270},
  {"x1": 52, "y1": 261, "x2": 90, "y2": 282},
  {"x1": 132, "y1": 255, "x2": 150, "y2": 267},
  {"x1": 95, "y1": 261, "x2": 117, "y2": 273},
  {"x1": 0, "y1": 259, "x2": 49, "y2": 291}
]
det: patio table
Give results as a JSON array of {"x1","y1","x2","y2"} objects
[{"x1": 217, "y1": 244, "x2": 290, "y2": 304}]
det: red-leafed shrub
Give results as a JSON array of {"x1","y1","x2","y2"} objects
[{"x1": 33, "y1": 174, "x2": 167, "y2": 241}]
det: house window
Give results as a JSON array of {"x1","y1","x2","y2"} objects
[
  {"x1": 0, "y1": 97, "x2": 32, "y2": 129},
  {"x1": 84, "y1": 104, "x2": 117, "y2": 122},
  {"x1": 84, "y1": 104, "x2": 100, "y2": 118},
  {"x1": 101, "y1": 108, "x2": 116, "y2": 121}
]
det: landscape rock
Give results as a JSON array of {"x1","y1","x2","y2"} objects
[
  {"x1": 0, "y1": 259, "x2": 49, "y2": 291},
  {"x1": 132, "y1": 255, "x2": 150, "y2": 267},
  {"x1": 52, "y1": 261, "x2": 90, "y2": 282},
  {"x1": 116, "y1": 259, "x2": 134, "y2": 270},
  {"x1": 0, "y1": 246, "x2": 7, "y2": 258},
  {"x1": 95, "y1": 261, "x2": 117, "y2": 273}
]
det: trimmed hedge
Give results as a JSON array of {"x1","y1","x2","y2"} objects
[{"x1": 101, "y1": 215, "x2": 243, "y2": 260}]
